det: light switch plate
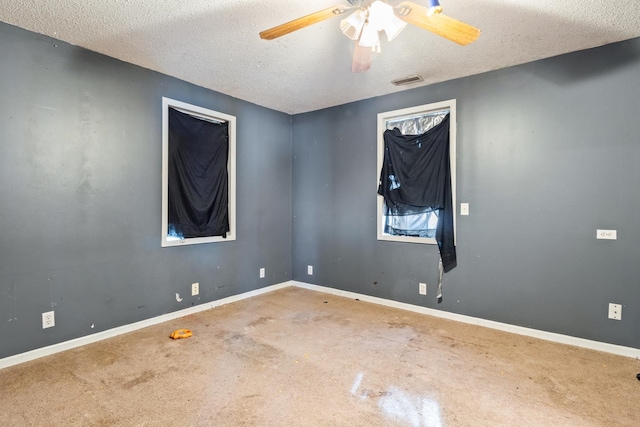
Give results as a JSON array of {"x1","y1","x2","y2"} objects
[{"x1": 608, "y1": 303, "x2": 622, "y2": 320}]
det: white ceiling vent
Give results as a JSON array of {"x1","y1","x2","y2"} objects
[{"x1": 391, "y1": 75, "x2": 424, "y2": 86}]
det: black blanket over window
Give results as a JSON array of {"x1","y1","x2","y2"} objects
[
  {"x1": 378, "y1": 114, "x2": 457, "y2": 272},
  {"x1": 168, "y1": 107, "x2": 229, "y2": 238}
]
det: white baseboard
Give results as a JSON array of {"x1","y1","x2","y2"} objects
[
  {"x1": 0, "y1": 281, "x2": 293, "y2": 371},
  {"x1": 2, "y1": 279, "x2": 637, "y2": 370},
  {"x1": 292, "y1": 281, "x2": 640, "y2": 359}
]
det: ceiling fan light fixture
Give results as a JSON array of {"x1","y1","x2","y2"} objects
[
  {"x1": 367, "y1": 1, "x2": 407, "y2": 42},
  {"x1": 259, "y1": 0, "x2": 480, "y2": 74},
  {"x1": 358, "y1": 22, "x2": 381, "y2": 49},
  {"x1": 382, "y1": 14, "x2": 407, "y2": 41},
  {"x1": 368, "y1": 1, "x2": 393, "y2": 29},
  {"x1": 340, "y1": 10, "x2": 366, "y2": 40},
  {"x1": 427, "y1": 0, "x2": 443, "y2": 16}
]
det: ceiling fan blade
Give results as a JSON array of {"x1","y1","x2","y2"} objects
[
  {"x1": 260, "y1": 4, "x2": 353, "y2": 40},
  {"x1": 352, "y1": 42, "x2": 372, "y2": 73},
  {"x1": 395, "y1": 1, "x2": 480, "y2": 46}
]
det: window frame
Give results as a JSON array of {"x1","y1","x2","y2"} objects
[
  {"x1": 161, "y1": 97, "x2": 237, "y2": 247},
  {"x1": 376, "y1": 99, "x2": 457, "y2": 245}
]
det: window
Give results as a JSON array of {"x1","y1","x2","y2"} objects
[
  {"x1": 161, "y1": 97, "x2": 236, "y2": 247},
  {"x1": 376, "y1": 99, "x2": 457, "y2": 245}
]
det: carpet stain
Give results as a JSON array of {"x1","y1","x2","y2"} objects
[
  {"x1": 122, "y1": 370, "x2": 155, "y2": 390},
  {"x1": 247, "y1": 316, "x2": 274, "y2": 327},
  {"x1": 361, "y1": 389, "x2": 393, "y2": 398},
  {"x1": 92, "y1": 417, "x2": 120, "y2": 427},
  {"x1": 292, "y1": 312, "x2": 311, "y2": 324},
  {"x1": 225, "y1": 334, "x2": 282, "y2": 360},
  {"x1": 313, "y1": 314, "x2": 351, "y2": 327},
  {"x1": 386, "y1": 321, "x2": 409, "y2": 329}
]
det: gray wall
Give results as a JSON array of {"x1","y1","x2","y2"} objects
[
  {"x1": 292, "y1": 38, "x2": 640, "y2": 349},
  {"x1": 0, "y1": 22, "x2": 292, "y2": 359}
]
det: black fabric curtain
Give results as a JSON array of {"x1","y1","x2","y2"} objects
[
  {"x1": 378, "y1": 114, "x2": 457, "y2": 272},
  {"x1": 168, "y1": 107, "x2": 229, "y2": 238}
]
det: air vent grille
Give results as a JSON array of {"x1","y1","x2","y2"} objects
[{"x1": 391, "y1": 75, "x2": 424, "y2": 86}]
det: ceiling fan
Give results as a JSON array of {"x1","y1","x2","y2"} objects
[{"x1": 259, "y1": 0, "x2": 481, "y2": 73}]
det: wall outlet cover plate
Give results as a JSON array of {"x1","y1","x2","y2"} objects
[
  {"x1": 42, "y1": 311, "x2": 55, "y2": 329},
  {"x1": 596, "y1": 229, "x2": 617, "y2": 240}
]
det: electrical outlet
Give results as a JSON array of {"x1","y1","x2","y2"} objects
[
  {"x1": 608, "y1": 303, "x2": 622, "y2": 320},
  {"x1": 260, "y1": 267, "x2": 265, "y2": 278},
  {"x1": 191, "y1": 282, "x2": 199, "y2": 296},
  {"x1": 307, "y1": 265, "x2": 313, "y2": 275},
  {"x1": 419, "y1": 282, "x2": 427, "y2": 295},
  {"x1": 596, "y1": 229, "x2": 617, "y2": 240},
  {"x1": 460, "y1": 203, "x2": 469, "y2": 216},
  {"x1": 42, "y1": 311, "x2": 55, "y2": 329}
]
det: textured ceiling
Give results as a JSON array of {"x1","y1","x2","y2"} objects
[{"x1": 2, "y1": 0, "x2": 640, "y2": 114}]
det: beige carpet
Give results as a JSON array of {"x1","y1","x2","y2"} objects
[{"x1": 1, "y1": 287, "x2": 638, "y2": 426}]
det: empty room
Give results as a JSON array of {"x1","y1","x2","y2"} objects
[{"x1": 1, "y1": 0, "x2": 639, "y2": 425}]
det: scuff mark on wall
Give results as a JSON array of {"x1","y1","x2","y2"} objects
[{"x1": 175, "y1": 293, "x2": 183, "y2": 302}]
